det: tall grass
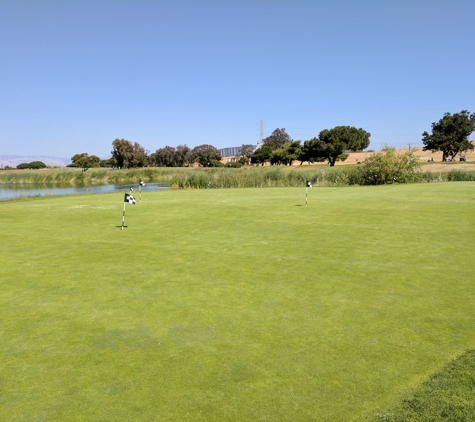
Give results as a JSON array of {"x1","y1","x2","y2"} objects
[
  {"x1": 2, "y1": 166, "x2": 475, "y2": 187},
  {"x1": 170, "y1": 167, "x2": 360, "y2": 188},
  {"x1": 0, "y1": 168, "x2": 177, "y2": 185}
]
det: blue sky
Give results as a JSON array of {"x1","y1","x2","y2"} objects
[{"x1": 1, "y1": 0, "x2": 474, "y2": 159}]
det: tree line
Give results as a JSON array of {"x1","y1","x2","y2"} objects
[{"x1": 63, "y1": 109, "x2": 473, "y2": 170}]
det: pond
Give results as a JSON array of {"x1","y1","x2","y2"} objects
[{"x1": 0, "y1": 182, "x2": 171, "y2": 201}]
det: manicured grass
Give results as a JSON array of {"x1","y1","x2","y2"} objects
[
  {"x1": 1, "y1": 183, "x2": 474, "y2": 421},
  {"x1": 373, "y1": 349, "x2": 475, "y2": 421}
]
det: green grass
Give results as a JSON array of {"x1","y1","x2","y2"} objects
[
  {"x1": 373, "y1": 349, "x2": 475, "y2": 421},
  {"x1": 1, "y1": 183, "x2": 474, "y2": 421}
]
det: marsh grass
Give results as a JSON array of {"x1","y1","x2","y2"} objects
[
  {"x1": 2, "y1": 166, "x2": 475, "y2": 187},
  {"x1": 1, "y1": 183, "x2": 474, "y2": 421}
]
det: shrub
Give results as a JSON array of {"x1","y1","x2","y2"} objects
[
  {"x1": 360, "y1": 146, "x2": 421, "y2": 185},
  {"x1": 209, "y1": 159, "x2": 224, "y2": 167},
  {"x1": 225, "y1": 161, "x2": 243, "y2": 168}
]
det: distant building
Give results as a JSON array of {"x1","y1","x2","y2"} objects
[{"x1": 218, "y1": 145, "x2": 258, "y2": 158}]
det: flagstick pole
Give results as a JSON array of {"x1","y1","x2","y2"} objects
[
  {"x1": 139, "y1": 185, "x2": 142, "y2": 203},
  {"x1": 306, "y1": 186, "x2": 308, "y2": 207},
  {"x1": 121, "y1": 201, "x2": 126, "y2": 230}
]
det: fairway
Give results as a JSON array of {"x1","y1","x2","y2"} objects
[{"x1": 1, "y1": 184, "x2": 474, "y2": 421}]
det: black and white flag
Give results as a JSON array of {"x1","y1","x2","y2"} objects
[
  {"x1": 306, "y1": 181, "x2": 312, "y2": 188},
  {"x1": 124, "y1": 193, "x2": 136, "y2": 205},
  {"x1": 139, "y1": 180, "x2": 145, "y2": 187}
]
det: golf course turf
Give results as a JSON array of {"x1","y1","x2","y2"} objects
[{"x1": 1, "y1": 183, "x2": 474, "y2": 420}]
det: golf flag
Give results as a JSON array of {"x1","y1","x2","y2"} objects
[
  {"x1": 124, "y1": 193, "x2": 136, "y2": 205},
  {"x1": 305, "y1": 180, "x2": 312, "y2": 207},
  {"x1": 139, "y1": 180, "x2": 145, "y2": 187}
]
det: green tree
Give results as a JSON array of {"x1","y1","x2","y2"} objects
[
  {"x1": 111, "y1": 139, "x2": 134, "y2": 168},
  {"x1": 304, "y1": 126, "x2": 371, "y2": 166},
  {"x1": 422, "y1": 110, "x2": 475, "y2": 161},
  {"x1": 192, "y1": 144, "x2": 222, "y2": 167},
  {"x1": 297, "y1": 141, "x2": 324, "y2": 165},
  {"x1": 360, "y1": 145, "x2": 421, "y2": 185},
  {"x1": 152, "y1": 146, "x2": 177, "y2": 167},
  {"x1": 263, "y1": 128, "x2": 292, "y2": 149},
  {"x1": 16, "y1": 161, "x2": 47, "y2": 169},
  {"x1": 100, "y1": 158, "x2": 115, "y2": 168},
  {"x1": 71, "y1": 153, "x2": 100, "y2": 171},
  {"x1": 270, "y1": 141, "x2": 302, "y2": 165},
  {"x1": 175, "y1": 144, "x2": 193, "y2": 167},
  {"x1": 236, "y1": 144, "x2": 255, "y2": 165},
  {"x1": 130, "y1": 142, "x2": 148, "y2": 168},
  {"x1": 250, "y1": 145, "x2": 273, "y2": 165},
  {"x1": 111, "y1": 139, "x2": 147, "y2": 168}
]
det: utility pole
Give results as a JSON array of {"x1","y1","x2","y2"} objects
[{"x1": 259, "y1": 119, "x2": 265, "y2": 145}]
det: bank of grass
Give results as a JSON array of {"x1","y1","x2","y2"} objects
[
  {"x1": 3, "y1": 165, "x2": 475, "y2": 187},
  {"x1": 1, "y1": 183, "x2": 474, "y2": 421},
  {"x1": 0, "y1": 167, "x2": 177, "y2": 184}
]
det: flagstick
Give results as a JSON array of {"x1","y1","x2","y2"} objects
[
  {"x1": 139, "y1": 184, "x2": 142, "y2": 203},
  {"x1": 306, "y1": 186, "x2": 308, "y2": 207},
  {"x1": 121, "y1": 201, "x2": 126, "y2": 230}
]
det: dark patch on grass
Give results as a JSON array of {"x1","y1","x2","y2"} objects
[
  {"x1": 372, "y1": 349, "x2": 475, "y2": 421},
  {"x1": 169, "y1": 325, "x2": 218, "y2": 345},
  {"x1": 95, "y1": 327, "x2": 160, "y2": 351}
]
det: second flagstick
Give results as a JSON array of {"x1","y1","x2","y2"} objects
[
  {"x1": 139, "y1": 180, "x2": 145, "y2": 202},
  {"x1": 306, "y1": 180, "x2": 312, "y2": 207}
]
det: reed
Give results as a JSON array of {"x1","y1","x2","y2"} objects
[
  {"x1": 0, "y1": 167, "x2": 176, "y2": 185},
  {"x1": 2, "y1": 166, "x2": 475, "y2": 187}
]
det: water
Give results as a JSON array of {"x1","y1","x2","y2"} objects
[{"x1": 0, "y1": 182, "x2": 170, "y2": 201}]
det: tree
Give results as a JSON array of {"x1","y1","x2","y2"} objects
[
  {"x1": 100, "y1": 158, "x2": 115, "y2": 168},
  {"x1": 175, "y1": 144, "x2": 193, "y2": 167},
  {"x1": 304, "y1": 126, "x2": 371, "y2": 166},
  {"x1": 422, "y1": 110, "x2": 475, "y2": 161},
  {"x1": 151, "y1": 146, "x2": 177, "y2": 167},
  {"x1": 250, "y1": 145, "x2": 273, "y2": 165},
  {"x1": 111, "y1": 139, "x2": 147, "y2": 168},
  {"x1": 236, "y1": 144, "x2": 255, "y2": 165},
  {"x1": 263, "y1": 128, "x2": 292, "y2": 149},
  {"x1": 111, "y1": 139, "x2": 134, "y2": 168},
  {"x1": 297, "y1": 141, "x2": 324, "y2": 165},
  {"x1": 16, "y1": 161, "x2": 47, "y2": 169},
  {"x1": 191, "y1": 144, "x2": 222, "y2": 167},
  {"x1": 71, "y1": 153, "x2": 100, "y2": 171},
  {"x1": 270, "y1": 141, "x2": 302, "y2": 165},
  {"x1": 130, "y1": 142, "x2": 148, "y2": 168}
]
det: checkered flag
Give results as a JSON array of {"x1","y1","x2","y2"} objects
[{"x1": 124, "y1": 193, "x2": 136, "y2": 205}]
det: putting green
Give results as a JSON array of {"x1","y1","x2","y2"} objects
[{"x1": 1, "y1": 183, "x2": 474, "y2": 421}]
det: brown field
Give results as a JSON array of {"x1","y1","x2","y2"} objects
[
  {"x1": 221, "y1": 140, "x2": 475, "y2": 172},
  {"x1": 336, "y1": 142, "x2": 475, "y2": 172}
]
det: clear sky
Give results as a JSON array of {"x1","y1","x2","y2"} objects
[{"x1": 1, "y1": 0, "x2": 474, "y2": 159}]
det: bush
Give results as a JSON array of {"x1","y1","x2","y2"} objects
[
  {"x1": 225, "y1": 161, "x2": 243, "y2": 168},
  {"x1": 209, "y1": 159, "x2": 224, "y2": 167},
  {"x1": 360, "y1": 147, "x2": 421, "y2": 185}
]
